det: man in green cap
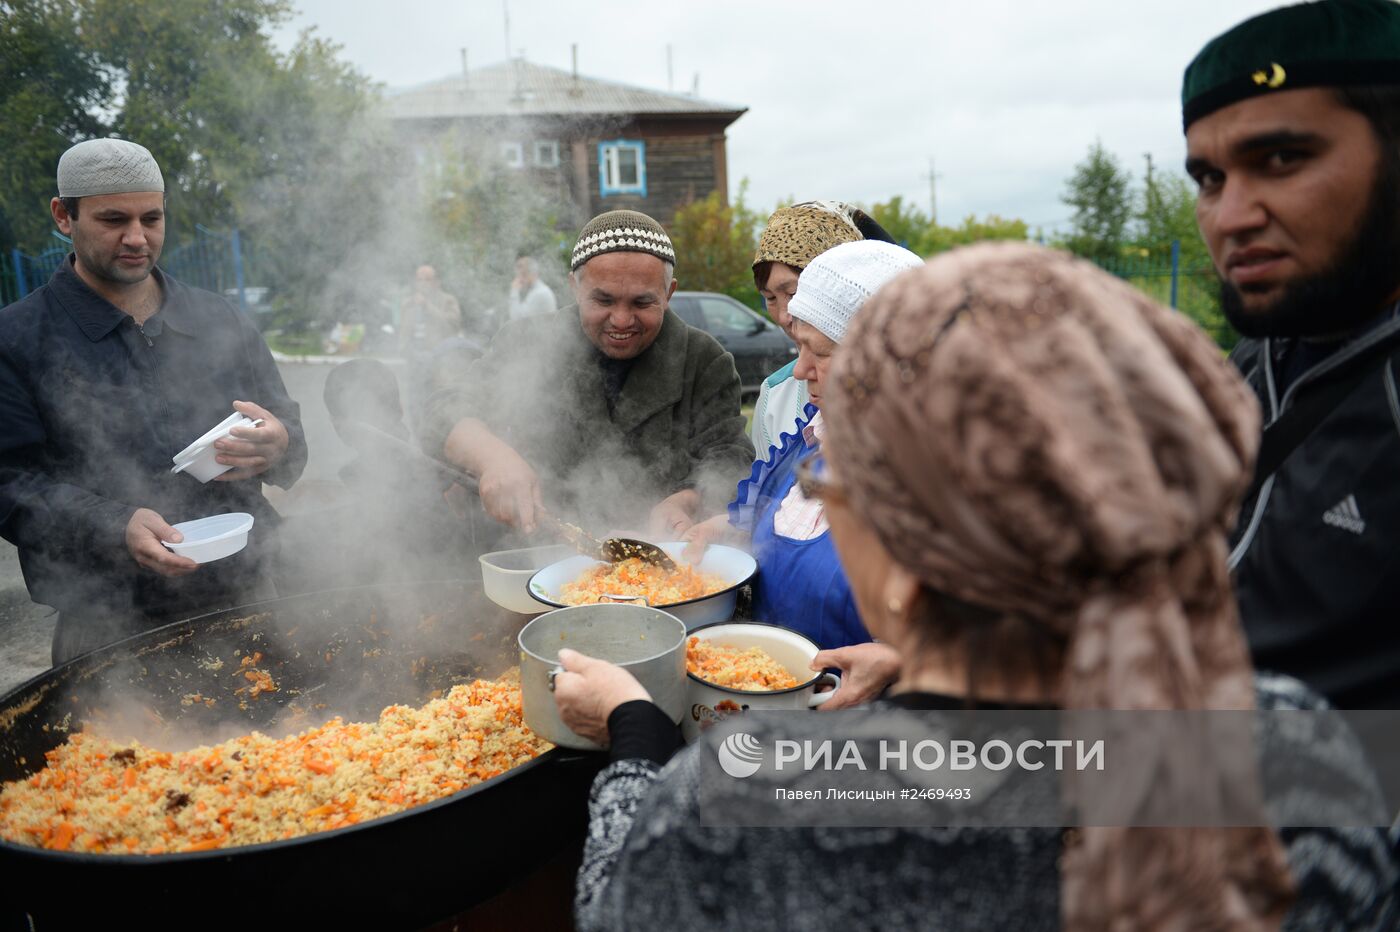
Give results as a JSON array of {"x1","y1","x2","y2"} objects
[
  {"x1": 421, "y1": 209, "x2": 753, "y2": 539},
  {"x1": 1182, "y1": 0, "x2": 1400, "y2": 708}
]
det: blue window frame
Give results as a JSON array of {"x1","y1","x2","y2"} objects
[{"x1": 598, "y1": 140, "x2": 647, "y2": 197}]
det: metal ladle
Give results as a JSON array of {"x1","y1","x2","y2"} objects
[{"x1": 536, "y1": 513, "x2": 676, "y2": 571}]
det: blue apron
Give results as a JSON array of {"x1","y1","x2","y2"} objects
[{"x1": 730, "y1": 407, "x2": 870, "y2": 651}]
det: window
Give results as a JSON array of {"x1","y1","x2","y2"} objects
[
  {"x1": 598, "y1": 140, "x2": 647, "y2": 196},
  {"x1": 534, "y1": 140, "x2": 560, "y2": 168},
  {"x1": 500, "y1": 142, "x2": 524, "y2": 168}
]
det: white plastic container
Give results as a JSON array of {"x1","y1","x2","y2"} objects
[
  {"x1": 163, "y1": 512, "x2": 254, "y2": 564},
  {"x1": 479, "y1": 544, "x2": 576, "y2": 614},
  {"x1": 171, "y1": 412, "x2": 261, "y2": 484}
]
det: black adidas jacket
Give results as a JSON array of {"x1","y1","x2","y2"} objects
[{"x1": 1228, "y1": 309, "x2": 1400, "y2": 709}]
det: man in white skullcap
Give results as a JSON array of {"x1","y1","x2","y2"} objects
[{"x1": 0, "y1": 138, "x2": 307, "y2": 664}]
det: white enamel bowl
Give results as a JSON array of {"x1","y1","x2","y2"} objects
[{"x1": 527, "y1": 542, "x2": 757, "y2": 629}]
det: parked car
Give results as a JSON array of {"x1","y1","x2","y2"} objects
[{"x1": 670, "y1": 291, "x2": 796, "y2": 398}]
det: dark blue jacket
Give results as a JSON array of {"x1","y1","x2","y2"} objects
[{"x1": 0, "y1": 257, "x2": 306, "y2": 623}]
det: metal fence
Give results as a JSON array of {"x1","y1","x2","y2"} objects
[
  {"x1": 1093, "y1": 240, "x2": 1234, "y2": 349},
  {"x1": 2, "y1": 225, "x2": 251, "y2": 311}
]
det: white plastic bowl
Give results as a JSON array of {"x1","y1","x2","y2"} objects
[
  {"x1": 173, "y1": 412, "x2": 246, "y2": 462},
  {"x1": 171, "y1": 413, "x2": 260, "y2": 484},
  {"x1": 527, "y1": 542, "x2": 757, "y2": 629},
  {"x1": 479, "y1": 544, "x2": 576, "y2": 614},
  {"x1": 163, "y1": 512, "x2": 254, "y2": 564}
]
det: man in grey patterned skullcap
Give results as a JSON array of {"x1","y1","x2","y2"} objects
[
  {"x1": 57, "y1": 138, "x2": 166, "y2": 198},
  {"x1": 50, "y1": 138, "x2": 168, "y2": 301}
]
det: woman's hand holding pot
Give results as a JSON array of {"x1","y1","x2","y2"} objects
[
  {"x1": 810, "y1": 642, "x2": 901, "y2": 711},
  {"x1": 551, "y1": 649, "x2": 653, "y2": 747}
]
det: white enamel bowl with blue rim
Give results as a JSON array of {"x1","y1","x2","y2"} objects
[{"x1": 527, "y1": 542, "x2": 757, "y2": 629}]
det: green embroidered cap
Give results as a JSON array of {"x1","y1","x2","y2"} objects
[{"x1": 1182, "y1": 0, "x2": 1400, "y2": 131}]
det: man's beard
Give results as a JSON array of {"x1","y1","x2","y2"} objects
[{"x1": 1221, "y1": 155, "x2": 1400, "y2": 339}]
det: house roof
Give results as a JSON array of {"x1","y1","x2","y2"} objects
[{"x1": 386, "y1": 59, "x2": 746, "y2": 123}]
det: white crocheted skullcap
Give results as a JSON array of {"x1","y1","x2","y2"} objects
[
  {"x1": 788, "y1": 240, "x2": 924, "y2": 343},
  {"x1": 57, "y1": 138, "x2": 165, "y2": 198}
]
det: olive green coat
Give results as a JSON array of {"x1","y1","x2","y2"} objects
[{"x1": 421, "y1": 309, "x2": 754, "y2": 529}]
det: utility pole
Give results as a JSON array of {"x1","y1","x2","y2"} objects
[
  {"x1": 1143, "y1": 152, "x2": 1159, "y2": 232},
  {"x1": 925, "y1": 156, "x2": 942, "y2": 226},
  {"x1": 667, "y1": 44, "x2": 674, "y2": 92},
  {"x1": 502, "y1": 0, "x2": 511, "y2": 61}
]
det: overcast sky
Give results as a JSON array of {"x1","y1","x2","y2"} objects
[{"x1": 273, "y1": 0, "x2": 1281, "y2": 233}]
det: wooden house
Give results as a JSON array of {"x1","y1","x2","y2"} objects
[{"x1": 387, "y1": 57, "x2": 747, "y2": 228}]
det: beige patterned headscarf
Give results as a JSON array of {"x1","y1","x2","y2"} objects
[
  {"x1": 752, "y1": 203, "x2": 863, "y2": 271},
  {"x1": 825, "y1": 242, "x2": 1293, "y2": 931}
]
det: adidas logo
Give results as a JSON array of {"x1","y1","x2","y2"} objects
[{"x1": 1322, "y1": 494, "x2": 1366, "y2": 535}]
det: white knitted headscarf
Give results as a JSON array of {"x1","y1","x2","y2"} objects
[{"x1": 788, "y1": 240, "x2": 924, "y2": 342}]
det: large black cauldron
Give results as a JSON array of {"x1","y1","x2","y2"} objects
[{"x1": 0, "y1": 582, "x2": 601, "y2": 930}]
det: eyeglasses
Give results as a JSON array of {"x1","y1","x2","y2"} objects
[{"x1": 796, "y1": 455, "x2": 843, "y2": 503}]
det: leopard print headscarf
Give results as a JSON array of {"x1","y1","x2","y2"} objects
[
  {"x1": 825, "y1": 242, "x2": 1294, "y2": 932},
  {"x1": 752, "y1": 203, "x2": 863, "y2": 271}
]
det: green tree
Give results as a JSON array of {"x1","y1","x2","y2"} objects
[
  {"x1": 79, "y1": 0, "x2": 291, "y2": 235},
  {"x1": 0, "y1": 0, "x2": 110, "y2": 252},
  {"x1": 1060, "y1": 140, "x2": 1132, "y2": 261},
  {"x1": 1132, "y1": 165, "x2": 1233, "y2": 348},
  {"x1": 669, "y1": 181, "x2": 763, "y2": 309},
  {"x1": 0, "y1": 0, "x2": 392, "y2": 327},
  {"x1": 868, "y1": 196, "x2": 1027, "y2": 257},
  {"x1": 80, "y1": 0, "x2": 397, "y2": 326},
  {"x1": 924, "y1": 214, "x2": 1029, "y2": 254},
  {"x1": 1137, "y1": 165, "x2": 1207, "y2": 263},
  {"x1": 868, "y1": 195, "x2": 930, "y2": 251}
]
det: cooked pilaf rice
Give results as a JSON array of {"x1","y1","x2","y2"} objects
[
  {"x1": 686, "y1": 637, "x2": 801, "y2": 691},
  {"x1": 0, "y1": 669, "x2": 549, "y2": 854},
  {"x1": 560, "y1": 557, "x2": 727, "y2": 607}
]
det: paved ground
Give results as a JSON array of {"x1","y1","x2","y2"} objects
[{"x1": 0, "y1": 359, "x2": 375, "y2": 694}]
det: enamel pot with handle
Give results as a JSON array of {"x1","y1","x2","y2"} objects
[{"x1": 682, "y1": 621, "x2": 842, "y2": 743}]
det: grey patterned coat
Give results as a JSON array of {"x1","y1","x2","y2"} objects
[{"x1": 575, "y1": 674, "x2": 1398, "y2": 932}]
